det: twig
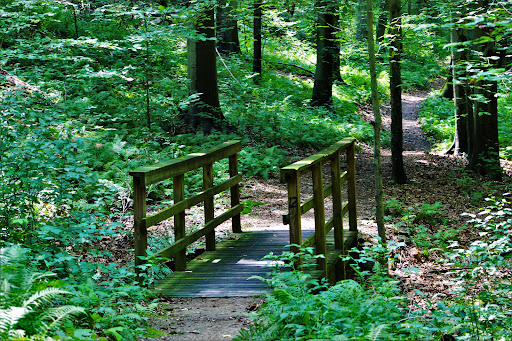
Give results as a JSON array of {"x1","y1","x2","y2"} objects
[{"x1": 215, "y1": 48, "x2": 241, "y2": 85}]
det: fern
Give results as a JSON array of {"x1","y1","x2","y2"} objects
[
  {"x1": 39, "y1": 305, "x2": 86, "y2": 335},
  {"x1": 0, "y1": 245, "x2": 84, "y2": 338},
  {"x1": 367, "y1": 324, "x2": 389, "y2": 341}
]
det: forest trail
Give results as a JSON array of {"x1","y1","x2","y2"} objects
[
  {"x1": 401, "y1": 93, "x2": 431, "y2": 152},
  {"x1": 142, "y1": 92, "x2": 441, "y2": 340}
]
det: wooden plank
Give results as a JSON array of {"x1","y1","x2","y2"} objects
[
  {"x1": 203, "y1": 163, "x2": 215, "y2": 251},
  {"x1": 331, "y1": 152, "x2": 343, "y2": 250},
  {"x1": 281, "y1": 138, "x2": 355, "y2": 177},
  {"x1": 312, "y1": 163, "x2": 326, "y2": 271},
  {"x1": 129, "y1": 140, "x2": 241, "y2": 186},
  {"x1": 153, "y1": 204, "x2": 244, "y2": 260},
  {"x1": 174, "y1": 174, "x2": 186, "y2": 271},
  {"x1": 286, "y1": 173, "x2": 302, "y2": 262},
  {"x1": 229, "y1": 154, "x2": 242, "y2": 233},
  {"x1": 133, "y1": 176, "x2": 147, "y2": 280},
  {"x1": 144, "y1": 174, "x2": 242, "y2": 227},
  {"x1": 154, "y1": 230, "x2": 356, "y2": 297},
  {"x1": 282, "y1": 172, "x2": 346, "y2": 225},
  {"x1": 346, "y1": 140, "x2": 358, "y2": 233}
]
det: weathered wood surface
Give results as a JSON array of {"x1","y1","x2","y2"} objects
[{"x1": 154, "y1": 229, "x2": 356, "y2": 298}]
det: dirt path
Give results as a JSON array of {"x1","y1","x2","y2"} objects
[{"x1": 142, "y1": 92, "x2": 511, "y2": 340}]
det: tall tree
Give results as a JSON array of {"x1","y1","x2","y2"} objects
[
  {"x1": 355, "y1": 0, "x2": 368, "y2": 41},
  {"x1": 311, "y1": 0, "x2": 336, "y2": 107},
  {"x1": 216, "y1": 0, "x2": 241, "y2": 54},
  {"x1": 446, "y1": 18, "x2": 472, "y2": 156},
  {"x1": 467, "y1": 0, "x2": 501, "y2": 180},
  {"x1": 253, "y1": 0, "x2": 263, "y2": 83},
  {"x1": 366, "y1": 0, "x2": 385, "y2": 243},
  {"x1": 186, "y1": 5, "x2": 229, "y2": 133},
  {"x1": 389, "y1": 0, "x2": 407, "y2": 184},
  {"x1": 376, "y1": 0, "x2": 388, "y2": 43}
]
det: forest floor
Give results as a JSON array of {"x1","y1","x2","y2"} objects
[{"x1": 136, "y1": 90, "x2": 512, "y2": 340}]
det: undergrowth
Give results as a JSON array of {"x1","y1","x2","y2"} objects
[{"x1": 240, "y1": 196, "x2": 512, "y2": 340}]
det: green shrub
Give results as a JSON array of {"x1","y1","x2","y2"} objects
[{"x1": 419, "y1": 94, "x2": 455, "y2": 149}]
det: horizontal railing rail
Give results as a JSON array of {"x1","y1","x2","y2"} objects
[{"x1": 130, "y1": 140, "x2": 243, "y2": 280}]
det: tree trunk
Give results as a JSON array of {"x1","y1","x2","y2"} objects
[
  {"x1": 253, "y1": 1, "x2": 262, "y2": 83},
  {"x1": 187, "y1": 6, "x2": 227, "y2": 133},
  {"x1": 356, "y1": 0, "x2": 368, "y2": 41},
  {"x1": 332, "y1": 13, "x2": 342, "y2": 82},
  {"x1": 468, "y1": 14, "x2": 501, "y2": 180},
  {"x1": 448, "y1": 26, "x2": 470, "y2": 155},
  {"x1": 311, "y1": 0, "x2": 336, "y2": 107},
  {"x1": 376, "y1": 0, "x2": 388, "y2": 43},
  {"x1": 216, "y1": 0, "x2": 241, "y2": 54},
  {"x1": 389, "y1": 0, "x2": 407, "y2": 184},
  {"x1": 366, "y1": 0, "x2": 385, "y2": 244}
]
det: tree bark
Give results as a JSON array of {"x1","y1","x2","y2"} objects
[
  {"x1": 253, "y1": 1, "x2": 262, "y2": 83},
  {"x1": 468, "y1": 13, "x2": 501, "y2": 180},
  {"x1": 366, "y1": 0, "x2": 385, "y2": 244},
  {"x1": 376, "y1": 0, "x2": 388, "y2": 43},
  {"x1": 216, "y1": 0, "x2": 241, "y2": 54},
  {"x1": 332, "y1": 13, "x2": 342, "y2": 82},
  {"x1": 389, "y1": 0, "x2": 407, "y2": 184},
  {"x1": 311, "y1": 0, "x2": 336, "y2": 107},
  {"x1": 187, "y1": 6, "x2": 227, "y2": 133},
  {"x1": 447, "y1": 26, "x2": 471, "y2": 155}
]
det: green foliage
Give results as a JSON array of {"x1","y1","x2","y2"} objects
[
  {"x1": 0, "y1": 245, "x2": 85, "y2": 339},
  {"x1": 498, "y1": 90, "x2": 512, "y2": 160},
  {"x1": 418, "y1": 94, "x2": 455, "y2": 149},
  {"x1": 239, "y1": 146, "x2": 287, "y2": 179},
  {"x1": 422, "y1": 196, "x2": 512, "y2": 339},
  {"x1": 238, "y1": 245, "x2": 427, "y2": 340},
  {"x1": 241, "y1": 199, "x2": 264, "y2": 215}
]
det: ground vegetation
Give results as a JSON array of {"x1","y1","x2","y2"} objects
[{"x1": 0, "y1": 0, "x2": 511, "y2": 340}]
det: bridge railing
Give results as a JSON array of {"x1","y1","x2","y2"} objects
[
  {"x1": 130, "y1": 140, "x2": 243, "y2": 278},
  {"x1": 281, "y1": 137, "x2": 357, "y2": 273}
]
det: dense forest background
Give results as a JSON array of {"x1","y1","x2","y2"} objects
[{"x1": 1, "y1": 0, "x2": 512, "y2": 340}]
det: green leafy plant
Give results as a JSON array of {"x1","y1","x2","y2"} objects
[
  {"x1": 0, "y1": 245, "x2": 85, "y2": 339},
  {"x1": 238, "y1": 244, "x2": 427, "y2": 341},
  {"x1": 239, "y1": 146, "x2": 288, "y2": 179}
]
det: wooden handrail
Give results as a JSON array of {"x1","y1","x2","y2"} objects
[
  {"x1": 281, "y1": 138, "x2": 357, "y2": 275},
  {"x1": 130, "y1": 140, "x2": 243, "y2": 281}
]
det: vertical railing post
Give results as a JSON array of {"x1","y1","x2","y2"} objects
[
  {"x1": 229, "y1": 153, "x2": 242, "y2": 233},
  {"x1": 346, "y1": 141, "x2": 358, "y2": 233},
  {"x1": 133, "y1": 176, "x2": 147, "y2": 283},
  {"x1": 312, "y1": 164, "x2": 327, "y2": 271},
  {"x1": 174, "y1": 174, "x2": 186, "y2": 271},
  {"x1": 286, "y1": 172, "x2": 302, "y2": 267},
  {"x1": 331, "y1": 152, "x2": 344, "y2": 250},
  {"x1": 203, "y1": 163, "x2": 215, "y2": 251}
]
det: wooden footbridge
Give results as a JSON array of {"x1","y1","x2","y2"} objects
[{"x1": 130, "y1": 138, "x2": 358, "y2": 297}]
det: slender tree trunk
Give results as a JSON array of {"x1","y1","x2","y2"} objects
[
  {"x1": 376, "y1": 0, "x2": 388, "y2": 43},
  {"x1": 311, "y1": 0, "x2": 336, "y2": 107},
  {"x1": 216, "y1": 0, "x2": 241, "y2": 54},
  {"x1": 187, "y1": 6, "x2": 227, "y2": 133},
  {"x1": 468, "y1": 11, "x2": 501, "y2": 180},
  {"x1": 332, "y1": 13, "x2": 342, "y2": 82},
  {"x1": 447, "y1": 26, "x2": 470, "y2": 155},
  {"x1": 389, "y1": 0, "x2": 407, "y2": 184},
  {"x1": 356, "y1": 0, "x2": 368, "y2": 41},
  {"x1": 253, "y1": 1, "x2": 262, "y2": 83},
  {"x1": 366, "y1": 0, "x2": 385, "y2": 244}
]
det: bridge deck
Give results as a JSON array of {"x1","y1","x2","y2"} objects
[{"x1": 154, "y1": 229, "x2": 356, "y2": 298}]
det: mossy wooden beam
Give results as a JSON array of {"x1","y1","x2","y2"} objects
[
  {"x1": 130, "y1": 140, "x2": 241, "y2": 186},
  {"x1": 144, "y1": 174, "x2": 242, "y2": 228},
  {"x1": 281, "y1": 138, "x2": 355, "y2": 177}
]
